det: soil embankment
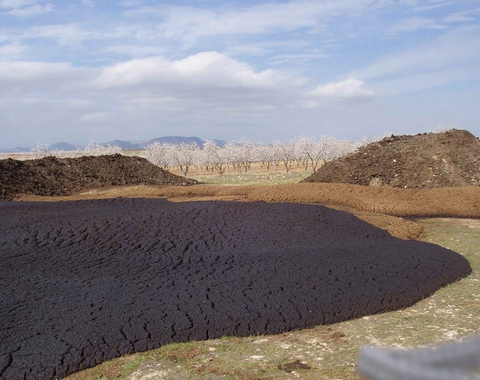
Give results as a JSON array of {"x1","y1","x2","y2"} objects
[
  {"x1": 0, "y1": 154, "x2": 197, "y2": 200},
  {"x1": 0, "y1": 199, "x2": 471, "y2": 380},
  {"x1": 303, "y1": 129, "x2": 480, "y2": 188},
  {"x1": 18, "y1": 183, "x2": 480, "y2": 219}
]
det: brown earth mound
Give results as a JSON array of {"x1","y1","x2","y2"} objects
[
  {"x1": 303, "y1": 129, "x2": 480, "y2": 188},
  {"x1": 0, "y1": 154, "x2": 197, "y2": 200},
  {"x1": 0, "y1": 199, "x2": 471, "y2": 379}
]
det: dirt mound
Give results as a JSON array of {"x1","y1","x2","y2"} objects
[
  {"x1": 247, "y1": 183, "x2": 480, "y2": 218},
  {"x1": 0, "y1": 199, "x2": 471, "y2": 379},
  {"x1": 303, "y1": 129, "x2": 480, "y2": 188},
  {"x1": 0, "y1": 154, "x2": 197, "y2": 200}
]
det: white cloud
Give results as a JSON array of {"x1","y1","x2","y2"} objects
[
  {"x1": 2, "y1": 2, "x2": 54, "y2": 18},
  {"x1": 443, "y1": 7, "x2": 480, "y2": 23},
  {"x1": 0, "y1": 52, "x2": 309, "y2": 112},
  {"x1": 0, "y1": 0, "x2": 34, "y2": 8},
  {"x1": 0, "y1": 60, "x2": 93, "y2": 95},
  {"x1": 386, "y1": 17, "x2": 447, "y2": 34},
  {"x1": 223, "y1": 39, "x2": 311, "y2": 58},
  {"x1": 224, "y1": 45, "x2": 270, "y2": 57},
  {"x1": 23, "y1": 22, "x2": 147, "y2": 45},
  {"x1": 105, "y1": 44, "x2": 166, "y2": 58},
  {"x1": 409, "y1": 0, "x2": 457, "y2": 13},
  {"x1": 94, "y1": 51, "x2": 304, "y2": 89},
  {"x1": 371, "y1": 63, "x2": 480, "y2": 95},
  {"x1": 0, "y1": 60, "x2": 73, "y2": 80},
  {"x1": 308, "y1": 78, "x2": 376, "y2": 99},
  {"x1": 354, "y1": 26, "x2": 480, "y2": 95},
  {"x1": 125, "y1": 1, "x2": 391, "y2": 42},
  {"x1": 127, "y1": 96, "x2": 177, "y2": 105},
  {"x1": 0, "y1": 33, "x2": 10, "y2": 43},
  {"x1": 443, "y1": 15, "x2": 474, "y2": 23},
  {"x1": 81, "y1": 111, "x2": 111, "y2": 122},
  {"x1": 121, "y1": 0, "x2": 143, "y2": 7},
  {"x1": 81, "y1": 0, "x2": 94, "y2": 7},
  {"x1": 268, "y1": 50, "x2": 328, "y2": 65},
  {"x1": 24, "y1": 23, "x2": 93, "y2": 45},
  {"x1": 0, "y1": 43, "x2": 27, "y2": 59},
  {"x1": 356, "y1": 26, "x2": 480, "y2": 81}
]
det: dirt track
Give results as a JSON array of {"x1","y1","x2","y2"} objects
[
  {"x1": 0, "y1": 198, "x2": 472, "y2": 380},
  {"x1": 17, "y1": 182, "x2": 480, "y2": 218}
]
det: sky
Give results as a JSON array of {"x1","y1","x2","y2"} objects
[{"x1": 0, "y1": 0, "x2": 479, "y2": 148}]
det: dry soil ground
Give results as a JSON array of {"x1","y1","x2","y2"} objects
[{"x1": 17, "y1": 182, "x2": 480, "y2": 226}]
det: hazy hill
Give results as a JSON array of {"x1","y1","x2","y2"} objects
[
  {"x1": 148, "y1": 136, "x2": 204, "y2": 147},
  {"x1": 100, "y1": 140, "x2": 142, "y2": 149},
  {"x1": 49, "y1": 142, "x2": 78, "y2": 151},
  {"x1": 0, "y1": 136, "x2": 226, "y2": 153},
  {"x1": 0, "y1": 147, "x2": 32, "y2": 153},
  {"x1": 102, "y1": 136, "x2": 226, "y2": 149}
]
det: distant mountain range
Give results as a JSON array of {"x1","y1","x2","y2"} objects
[
  {"x1": 0, "y1": 147, "x2": 32, "y2": 154},
  {"x1": 0, "y1": 136, "x2": 226, "y2": 153},
  {"x1": 49, "y1": 142, "x2": 78, "y2": 151}
]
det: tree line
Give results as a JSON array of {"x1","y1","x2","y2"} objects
[
  {"x1": 139, "y1": 136, "x2": 373, "y2": 176},
  {"x1": 27, "y1": 135, "x2": 385, "y2": 176}
]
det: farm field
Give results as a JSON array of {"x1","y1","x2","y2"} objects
[{"x1": 172, "y1": 164, "x2": 312, "y2": 186}]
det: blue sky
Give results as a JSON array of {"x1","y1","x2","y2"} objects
[{"x1": 0, "y1": 0, "x2": 479, "y2": 148}]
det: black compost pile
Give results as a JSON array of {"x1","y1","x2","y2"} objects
[
  {"x1": 0, "y1": 154, "x2": 197, "y2": 200},
  {"x1": 0, "y1": 199, "x2": 471, "y2": 379}
]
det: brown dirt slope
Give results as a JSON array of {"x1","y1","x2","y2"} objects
[
  {"x1": 303, "y1": 129, "x2": 480, "y2": 188},
  {"x1": 16, "y1": 183, "x2": 480, "y2": 219},
  {"x1": 0, "y1": 154, "x2": 197, "y2": 200},
  {"x1": 247, "y1": 183, "x2": 480, "y2": 218}
]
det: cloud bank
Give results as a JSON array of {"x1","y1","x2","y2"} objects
[{"x1": 0, "y1": 0, "x2": 479, "y2": 148}]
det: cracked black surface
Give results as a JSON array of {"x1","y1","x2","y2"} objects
[{"x1": 0, "y1": 198, "x2": 472, "y2": 379}]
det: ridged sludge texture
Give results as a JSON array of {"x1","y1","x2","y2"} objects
[{"x1": 0, "y1": 199, "x2": 472, "y2": 379}]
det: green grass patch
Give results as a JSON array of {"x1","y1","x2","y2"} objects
[{"x1": 194, "y1": 171, "x2": 311, "y2": 186}]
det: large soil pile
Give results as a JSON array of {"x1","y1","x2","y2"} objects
[
  {"x1": 0, "y1": 154, "x2": 197, "y2": 200},
  {"x1": 0, "y1": 199, "x2": 471, "y2": 379},
  {"x1": 303, "y1": 129, "x2": 480, "y2": 188}
]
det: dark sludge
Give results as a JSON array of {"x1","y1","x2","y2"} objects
[{"x1": 0, "y1": 199, "x2": 472, "y2": 379}]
